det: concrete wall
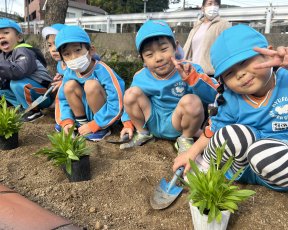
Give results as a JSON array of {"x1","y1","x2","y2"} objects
[
  {"x1": 26, "y1": 33, "x2": 288, "y2": 61},
  {"x1": 89, "y1": 33, "x2": 288, "y2": 60}
]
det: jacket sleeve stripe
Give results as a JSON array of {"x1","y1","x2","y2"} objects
[{"x1": 98, "y1": 62, "x2": 123, "y2": 128}]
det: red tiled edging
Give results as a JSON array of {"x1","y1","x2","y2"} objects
[{"x1": 0, "y1": 184, "x2": 81, "y2": 230}]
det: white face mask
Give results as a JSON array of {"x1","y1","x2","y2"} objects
[
  {"x1": 65, "y1": 51, "x2": 91, "y2": 73},
  {"x1": 204, "y1": 5, "x2": 219, "y2": 20}
]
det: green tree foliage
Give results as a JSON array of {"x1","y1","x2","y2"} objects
[{"x1": 88, "y1": 0, "x2": 174, "y2": 14}]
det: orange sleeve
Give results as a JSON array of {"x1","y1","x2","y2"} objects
[
  {"x1": 87, "y1": 120, "x2": 101, "y2": 133},
  {"x1": 183, "y1": 68, "x2": 219, "y2": 89},
  {"x1": 60, "y1": 119, "x2": 74, "y2": 128},
  {"x1": 123, "y1": 121, "x2": 134, "y2": 131},
  {"x1": 203, "y1": 119, "x2": 214, "y2": 138}
]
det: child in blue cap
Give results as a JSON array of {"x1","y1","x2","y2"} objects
[
  {"x1": 42, "y1": 23, "x2": 101, "y2": 132},
  {"x1": 120, "y1": 20, "x2": 219, "y2": 152},
  {"x1": 42, "y1": 23, "x2": 67, "y2": 82},
  {"x1": 55, "y1": 25, "x2": 125, "y2": 141},
  {"x1": 42, "y1": 23, "x2": 68, "y2": 132},
  {"x1": 173, "y1": 24, "x2": 288, "y2": 192},
  {"x1": 0, "y1": 18, "x2": 53, "y2": 121}
]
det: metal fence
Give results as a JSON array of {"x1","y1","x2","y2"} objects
[{"x1": 20, "y1": 5, "x2": 288, "y2": 34}]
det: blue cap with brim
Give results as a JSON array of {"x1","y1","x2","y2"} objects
[
  {"x1": 0, "y1": 18, "x2": 22, "y2": 33},
  {"x1": 55, "y1": 25, "x2": 90, "y2": 50},
  {"x1": 42, "y1": 23, "x2": 67, "y2": 39},
  {"x1": 135, "y1": 20, "x2": 175, "y2": 52},
  {"x1": 210, "y1": 24, "x2": 268, "y2": 78}
]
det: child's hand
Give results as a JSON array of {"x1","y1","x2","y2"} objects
[
  {"x1": 78, "y1": 124, "x2": 92, "y2": 136},
  {"x1": 171, "y1": 57, "x2": 193, "y2": 79},
  {"x1": 51, "y1": 73, "x2": 63, "y2": 92},
  {"x1": 173, "y1": 151, "x2": 197, "y2": 175},
  {"x1": 120, "y1": 127, "x2": 133, "y2": 140},
  {"x1": 254, "y1": 46, "x2": 288, "y2": 69},
  {"x1": 64, "y1": 124, "x2": 73, "y2": 135},
  {"x1": 53, "y1": 73, "x2": 63, "y2": 81}
]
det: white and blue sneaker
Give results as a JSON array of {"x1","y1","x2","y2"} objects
[
  {"x1": 22, "y1": 109, "x2": 43, "y2": 122},
  {"x1": 85, "y1": 128, "x2": 111, "y2": 142},
  {"x1": 174, "y1": 136, "x2": 194, "y2": 154},
  {"x1": 54, "y1": 123, "x2": 62, "y2": 132},
  {"x1": 120, "y1": 132, "x2": 154, "y2": 149}
]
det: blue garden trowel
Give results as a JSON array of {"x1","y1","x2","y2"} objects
[
  {"x1": 24, "y1": 86, "x2": 54, "y2": 114},
  {"x1": 150, "y1": 166, "x2": 184, "y2": 209}
]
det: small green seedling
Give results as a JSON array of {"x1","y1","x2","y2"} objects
[
  {"x1": 182, "y1": 142, "x2": 255, "y2": 223},
  {"x1": 0, "y1": 96, "x2": 23, "y2": 139},
  {"x1": 35, "y1": 125, "x2": 90, "y2": 175}
]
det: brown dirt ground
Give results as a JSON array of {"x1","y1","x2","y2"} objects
[{"x1": 0, "y1": 109, "x2": 287, "y2": 230}]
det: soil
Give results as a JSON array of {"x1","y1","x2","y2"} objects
[{"x1": 0, "y1": 110, "x2": 287, "y2": 230}]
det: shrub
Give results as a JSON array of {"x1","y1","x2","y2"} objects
[{"x1": 106, "y1": 61, "x2": 143, "y2": 88}]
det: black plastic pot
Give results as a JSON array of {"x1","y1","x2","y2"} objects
[
  {"x1": 63, "y1": 155, "x2": 91, "y2": 182},
  {"x1": 0, "y1": 133, "x2": 19, "y2": 150}
]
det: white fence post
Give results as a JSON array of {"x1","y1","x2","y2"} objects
[
  {"x1": 106, "y1": 16, "x2": 111, "y2": 33},
  {"x1": 265, "y1": 4, "x2": 273, "y2": 34}
]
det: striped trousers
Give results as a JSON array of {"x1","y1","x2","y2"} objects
[{"x1": 203, "y1": 124, "x2": 288, "y2": 188}]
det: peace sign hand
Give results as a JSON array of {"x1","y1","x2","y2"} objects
[
  {"x1": 171, "y1": 56, "x2": 194, "y2": 80},
  {"x1": 254, "y1": 46, "x2": 288, "y2": 69}
]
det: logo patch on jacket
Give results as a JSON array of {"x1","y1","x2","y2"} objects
[{"x1": 171, "y1": 82, "x2": 186, "y2": 97}]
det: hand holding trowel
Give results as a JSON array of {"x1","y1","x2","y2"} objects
[{"x1": 24, "y1": 86, "x2": 54, "y2": 114}]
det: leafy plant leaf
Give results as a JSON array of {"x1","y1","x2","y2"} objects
[
  {"x1": 185, "y1": 142, "x2": 255, "y2": 223},
  {"x1": 0, "y1": 96, "x2": 23, "y2": 139},
  {"x1": 34, "y1": 125, "x2": 91, "y2": 175}
]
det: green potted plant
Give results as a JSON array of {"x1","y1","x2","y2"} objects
[
  {"x1": 35, "y1": 125, "x2": 91, "y2": 182},
  {"x1": 183, "y1": 143, "x2": 255, "y2": 230},
  {"x1": 0, "y1": 96, "x2": 23, "y2": 150}
]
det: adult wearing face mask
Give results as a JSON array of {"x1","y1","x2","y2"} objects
[{"x1": 183, "y1": 0, "x2": 231, "y2": 77}]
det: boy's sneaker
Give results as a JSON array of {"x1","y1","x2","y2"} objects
[
  {"x1": 85, "y1": 128, "x2": 111, "y2": 142},
  {"x1": 54, "y1": 124, "x2": 62, "y2": 132},
  {"x1": 22, "y1": 109, "x2": 43, "y2": 122},
  {"x1": 174, "y1": 136, "x2": 194, "y2": 154},
  {"x1": 120, "y1": 132, "x2": 154, "y2": 149}
]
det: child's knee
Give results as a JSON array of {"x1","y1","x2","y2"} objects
[
  {"x1": 84, "y1": 80, "x2": 103, "y2": 96},
  {"x1": 123, "y1": 87, "x2": 143, "y2": 104},
  {"x1": 247, "y1": 139, "x2": 288, "y2": 178},
  {"x1": 9, "y1": 81, "x2": 17, "y2": 91},
  {"x1": 10, "y1": 80, "x2": 23, "y2": 92},
  {"x1": 179, "y1": 94, "x2": 203, "y2": 116},
  {"x1": 64, "y1": 80, "x2": 79, "y2": 94}
]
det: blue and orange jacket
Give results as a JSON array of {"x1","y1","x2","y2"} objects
[
  {"x1": 121, "y1": 62, "x2": 219, "y2": 129},
  {"x1": 205, "y1": 68, "x2": 288, "y2": 140},
  {"x1": 55, "y1": 60, "x2": 125, "y2": 132}
]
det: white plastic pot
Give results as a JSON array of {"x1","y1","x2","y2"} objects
[{"x1": 189, "y1": 202, "x2": 231, "y2": 230}]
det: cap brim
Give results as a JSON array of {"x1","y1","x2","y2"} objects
[
  {"x1": 214, "y1": 50, "x2": 260, "y2": 78},
  {"x1": 42, "y1": 27, "x2": 59, "y2": 39},
  {"x1": 137, "y1": 32, "x2": 174, "y2": 51},
  {"x1": 56, "y1": 38, "x2": 90, "y2": 51}
]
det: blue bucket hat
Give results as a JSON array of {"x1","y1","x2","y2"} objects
[
  {"x1": 135, "y1": 20, "x2": 175, "y2": 52},
  {"x1": 42, "y1": 23, "x2": 67, "y2": 39},
  {"x1": 0, "y1": 18, "x2": 22, "y2": 33},
  {"x1": 55, "y1": 25, "x2": 91, "y2": 50},
  {"x1": 210, "y1": 24, "x2": 268, "y2": 78}
]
